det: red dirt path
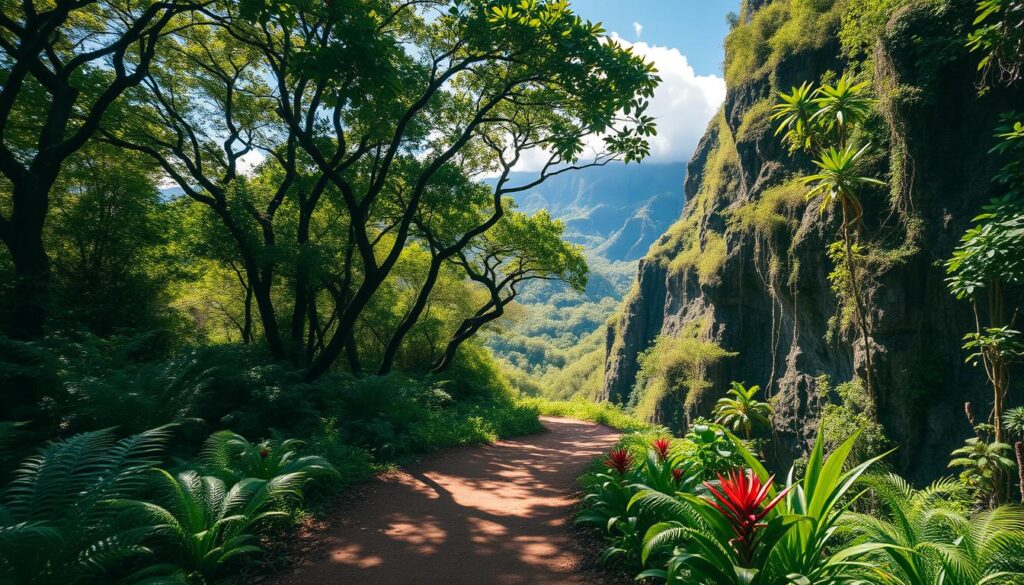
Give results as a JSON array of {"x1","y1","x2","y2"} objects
[{"x1": 272, "y1": 417, "x2": 620, "y2": 585}]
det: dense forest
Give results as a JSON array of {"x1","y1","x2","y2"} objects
[{"x1": 1, "y1": 0, "x2": 1023, "y2": 583}]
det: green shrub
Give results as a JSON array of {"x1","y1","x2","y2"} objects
[{"x1": 521, "y1": 396, "x2": 655, "y2": 432}]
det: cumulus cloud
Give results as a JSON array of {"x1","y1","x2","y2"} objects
[
  {"x1": 633, "y1": 21, "x2": 643, "y2": 39},
  {"x1": 509, "y1": 33, "x2": 725, "y2": 173}
]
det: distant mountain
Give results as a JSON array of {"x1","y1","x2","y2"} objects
[{"x1": 503, "y1": 163, "x2": 686, "y2": 261}]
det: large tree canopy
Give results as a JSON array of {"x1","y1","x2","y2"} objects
[{"x1": 98, "y1": 0, "x2": 659, "y2": 378}]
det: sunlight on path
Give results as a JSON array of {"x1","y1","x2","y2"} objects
[{"x1": 273, "y1": 417, "x2": 619, "y2": 585}]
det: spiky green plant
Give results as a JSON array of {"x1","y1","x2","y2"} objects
[
  {"x1": 0, "y1": 426, "x2": 172, "y2": 585},
  {"x1": 842, "y1": 472, "x2": 1024, "y2": 584},
  {"x1": 810, "y1": 74, "x2": 874, "y2": 146},
  {"x1": 1004, "y1": 407, "x2": 1024, "y2": 440},
  {"x1": 630, "y1": 429, "x2": 889, "y2": 584},
  {"x1": 113, "y1": 468, "x2": 306, "y2": 583},
  {"x1": 198, "y1": 431, "x2": 338, "y2": 484},
  {"x1": 713, "y1": 382, "x2": 772, "y2": 439},
  {"x1": 772, "y1": 81, "x2": 819, "y2": 152}
]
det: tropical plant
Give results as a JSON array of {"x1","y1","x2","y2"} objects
[
  {"x1": 713, "y1": 382, "x2": 772, "y2": 439},
  {"x1": 0, "y1": 426, "x2": 172, "y2": 585},
  {"x1": 738, "y1": 428, "x2": 890, "y2": 581},
  {"x1": 684, "y1": 422, "x2": 745, "y2": 479},
  {"x1": 841, "y1": 472, "x2": 1024, "y2": 584},
  {"x1": 113, "y1": 468, "x2": 306, "y2": 583},
  {"x1": 1005, "y1": 407, "x2": 1024, "y2": 439},
  {"x1": 949, "y1": 435, "x2": 1016, "y2": 505},
  {"x1": 198, "y1": 430, "x2": 338, "y2": 484},
  {"x1": 634, "y1": 468, "x2": 801, "y2": 585},
  {"x1": 627, "y1": 429, "x2": 888, "y2": 584},
  {"x1": 772, "y1": 81, "x2": 819, "y2": 152},
  {"x1": 947, "y1": 193, "x2": 1024, "y2": 443},
  {"x1": 810, "y1": 75, "x2": 874, "y2": 145},
  {"x1": 774, "y1": 74, "x2": 883, "y2": 404}
]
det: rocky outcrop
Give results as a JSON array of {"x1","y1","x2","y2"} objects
[{"x1": 603, "y1": 0, "x2": 1023, "y2": 481}]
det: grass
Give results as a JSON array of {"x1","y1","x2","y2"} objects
[{"x1": 519, "y1": 396, "x2": 655, "y2": 432}]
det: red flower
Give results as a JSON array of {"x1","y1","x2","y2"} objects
[
  {"x1": 703, "y1": 468, "x2": 792, "y2": 565},
  {"x1": 259, "y1": 447, "x2": 270, "y2": 458},
  {"x1": 652, "y1": 438, "x2": 672, "y2": 461},
  {"x1": 672, "y1": 468, "x2": 684, "y2": 482},
  {"x1": 603, "y1": 448, "x2": 635, "y2": 475}
]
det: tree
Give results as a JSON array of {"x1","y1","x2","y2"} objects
[
  {"x1": 713, "y1": 381, "x2": 772, "y2": 439},
  {"x1": 946, "y1": 186, "x2": 1024, "y2": 443},
  {"x1": 0, "y1": 0, "x2": 198, "y2": 339},
  {"x1": 45, "y1": 143, "x2": 171, "y2": 335},
  {"x1": 117, "y1": 0, "x2": 658, "y2": 378},
  {"x1": 432, "y1": 208, "x2": 587, "y2": 373},
  {"x1": 773, "y1": 74, "x2": 883, "y2": 404}
]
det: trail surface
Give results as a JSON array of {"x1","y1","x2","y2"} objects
[{"x1": 273, "y1": 417, "x2": 620, "y2": 585}]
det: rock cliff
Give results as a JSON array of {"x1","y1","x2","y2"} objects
[{"x1": 603, "y1": 0, "x2": 1023, "y2": 480}]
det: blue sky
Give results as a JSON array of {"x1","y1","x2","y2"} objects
[
  {"x1": 570, "y1": 1, "x2": 740, "y2": 76},
  {"x1": 514, "y1": 1, "x2": 737, "y2": 171}
]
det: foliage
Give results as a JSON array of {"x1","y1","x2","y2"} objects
[
  {"x1": 949, "y1": 435, "x2": 1017, "y2": 504},
  {"x1": 113, "y1": 468, "x2": 307, "y2": 583},
  {"x1": 198, "y1": 431, "x2": 339, "y2": 484},
  {"x1": 634, "y1": 330, "x2": 737, "y2": 422},
  {"x1": 723, "y1": 0, "x2": 842, "y2": 87},
  {"x1": 968, "y1": 0, "x2": 1024, "y2": 90},
  {"x1": 520, "y1": 397, "x2": 654, "y2": 432},
  {"x1": 816, "y1": 377, "x2": 891, "y2": 467},
  {"x1": 1005, "y1": 407, "x2": 1024, "y2": 439},
  {"x1": 683, "y1": 422, "x2": 746, "y2": 481},
  {"x1": 841, "y1": 473, "x2": 1024, "y2": 585},
  {"x1": 773, "y1": 73, "x2": 884, "y2": 402},
  {"x1": 621, "y1": 428, "x2": 888, "y2": 584},
  {"x1": 0, "y1": 426, "x2": 173, "y2": 585},
  {"x1": 712, "y1": 382, "x2": 772, "y2": 439}
]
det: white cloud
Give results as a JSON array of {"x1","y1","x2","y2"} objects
[
  {"x1": 604, "y1": 33, "x2": 726, "y2": 166},
  {"x1": 633, "y1": 21, "x2": 643, "y2": 39},
  {"x1": 508, "y1": 34, "x2": 725, "y2": 173}
]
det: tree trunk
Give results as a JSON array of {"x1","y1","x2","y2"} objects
[
  {"x1": 4, "y1": 180, "x2": 55, "y2": 340},
  {"x1": 378, "y1": 256, "x2": 443, "y2": 374},
  {"x1": 841, "y1": 208, "x2": 875, "y2": 407},
  {"x1": 242, "y1": 281, "x2": 253, "y2": 344},
  {"x1": 1015, "y1": 441, "x2": 1024, "y2": 504}
]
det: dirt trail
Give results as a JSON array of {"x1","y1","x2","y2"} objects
[{"x1": 273, "y1": 417, "x2": 620, "y2": 585}]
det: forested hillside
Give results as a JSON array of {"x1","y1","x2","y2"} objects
[{"x1": 488, "y1": 162, "x2": 685, "y2": 396}]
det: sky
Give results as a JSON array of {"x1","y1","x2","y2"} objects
[{"x1": 515, "y1": 1, "x2": 740, "y2": 171}]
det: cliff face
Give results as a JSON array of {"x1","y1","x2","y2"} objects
[{"x1": 603, "y1": 0, "x2": 1023, "y2": 480}]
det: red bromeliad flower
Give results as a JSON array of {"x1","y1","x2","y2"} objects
[
  {"x1": 671, "y1": 468, "x2": 684, "y2": 482},
  {"x1": 703, "y1": 468, "x2": 792, "y2": 564},
  {"x1": 604, "y1": 448, "x2": 635, "y2": 475},
  {"x1": 652, "y1": 438, "x2": 672, "y2": 461},
  {"x1": 259, "y1": 447, "x2": 270, "y2": 459}
]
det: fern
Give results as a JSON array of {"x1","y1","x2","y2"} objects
[{"x1": 0, "y1": 426, "x2": 172, "y2": 585}]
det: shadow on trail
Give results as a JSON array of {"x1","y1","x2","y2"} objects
[{"x1": 273, "y1": 417, "x2": 619, "y2": 585}]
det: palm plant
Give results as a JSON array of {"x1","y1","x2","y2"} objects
[
  {"x1": 842, "y1": 472, "x2": 1024, "y2": 584},
  {"x1": 949, "y1": 436, "x2": 1016, "y2": 505},
  {"x1": 811, "y1": 75, "x2": 874, "y2": 147},
  {"x1": 803, "y1": 144, "x2": 885, "y2": 403},
  {"x1": 772, "y1": 81, "x2": 820, "y2": 152},
  {"x1": 713, "y1": 382, "x2": 772, "y2": 439},
  {"x1": 113, "y1": 468, "x2": 306, "y2": 583},
  {"x1": 775, "y1": 74, "x2": 883, "y2": 405},
  {"x1": 0, "y1": 426, "x2": 172, "y2": 585},
  {"x1": 1005, "y1": 407, "x2": 1024, "y2": 439},
  {"x1": 198, "y1": 430, "x2": 338, "y2": 483}
]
